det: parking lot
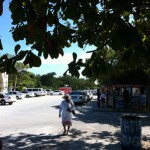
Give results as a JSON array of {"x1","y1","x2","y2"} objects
[{"x1": 0, "y1": 95, "x2": 150, "y2": 150}]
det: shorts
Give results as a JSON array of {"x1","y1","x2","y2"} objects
[{"x1": 101, "y1": 98, "x2": 105, "y2": 102}]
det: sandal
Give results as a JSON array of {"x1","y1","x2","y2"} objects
[{"x1": 63, "y1": 130, "x2": 66, "y2": 135}]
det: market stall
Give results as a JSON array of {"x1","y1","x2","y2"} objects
[{"x1": 107, "y1": 69, "x2": 150, "y2": 110}]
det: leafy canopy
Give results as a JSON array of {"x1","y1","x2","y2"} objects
[{"x1": 0, "y1": 0, "x2": 150, "y2": 80}]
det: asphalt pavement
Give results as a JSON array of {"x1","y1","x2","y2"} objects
[{"x1": 1, "y1": 97, "x2": 150, "y2": 150}]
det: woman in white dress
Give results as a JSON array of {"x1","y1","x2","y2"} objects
[
  {"x1": 59, "y1": 94, "x2": 75, "y2": 135},
  {"x1": 100, "y1": 88, "x2": 106, "y2": 108}
]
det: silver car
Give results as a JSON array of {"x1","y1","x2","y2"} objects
[
  {"x1": 9, "y1": 91, "x2": 24, "y2": 99},
  {"x1": 69, "y1": 91, "x2": 88, "y2": 104},
  {"x1": 50, "y1": 90, "x2": 64, "y2": 95},
  {"x1": 0, "y1": 93, "x2": 16, "y2": 105},
  {"x1": 21, "y1": 91, "x2": 35, "y2": 98},
  {"x1": 83, "y1": 90, "x2": 93, "y2": 101}
]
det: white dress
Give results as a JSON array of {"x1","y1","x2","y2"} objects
[
  {"x1": 59, "y1": 100, "x2": 75, "y2": 126},
  {"x1": 100, "y1": 93, "x2": 106, "y2": 101}
]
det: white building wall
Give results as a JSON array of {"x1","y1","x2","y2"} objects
[{"x1": 1, "y1": 73, "x2": 8, "y2": 93}]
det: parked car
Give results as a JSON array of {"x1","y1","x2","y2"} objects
[
  {"x1": 92, "y1": 89, "x2": 97, "y2": 95},
  {"x1": 43, "y1": 90, "x2": 48, "y2": 95},
  {"x1": 50, "y1": 90, "x2": 64, "y2": 95},
  {"x1": 8, "y1": 91, "x2": 24, "y2": 99},
  {"x1": 83, "y1": 90, "x2": 93, "y2": 101},
  {"x1": 69, "y1": 90, "x2": 88, "y2": 104},
  {"x1": 21, "y1": 91, "x2": 35, "y2": 98},
  {"x1": 0, "y1": 93, "x2": 16, "y2": 105},
  {"x1": 25, "y1": 88, "x2": 45, "y2": 96},
  {"x1": 46, "y1": 89, "x2": 52, "y2": 95}
]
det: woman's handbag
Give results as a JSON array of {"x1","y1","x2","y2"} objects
[{"x1": 72, "y1": 110, "x2": 75, "y2": 115}]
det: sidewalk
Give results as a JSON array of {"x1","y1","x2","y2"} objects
[
  {"x1": 50, "y1": 99, "x2": 150, "y2": 150},
  {"x1": 1, "y1": 98, "x2": 150, "y2": 150},
  {"x1": 55, "y1": 99, "x2": 150, "y2": 150}
]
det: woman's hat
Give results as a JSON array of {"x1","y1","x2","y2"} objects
[{"x1": 63, "y1": 94, "x2": 70, "y2": 99}]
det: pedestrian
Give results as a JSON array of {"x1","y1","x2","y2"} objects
[
  {"x1": 134, "y1": 89, "x2": 141, "y2": 107},
  {"x1": 97, "y1": 88, "x2": 101, "y2": 107},
  {"x1": 106, "y1": 89, "x2": 110, "y2": 107},
  {"x1": 134, "y1": 90, "x2": 140, "y2": 97},
  {"x1": 100, "y1": 88, "x2": 106, "y2": 108},
  {"x1": 59, "y1": 94, "x2": 75, "y2": 135},
  {"x1": 0, "y1": 139, "x2": 3, "y2": 150},
  {"x1": 123, "y1": 87, "x2": 129, "y2": 109}
]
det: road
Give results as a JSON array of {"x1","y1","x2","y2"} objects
[
  {"x1": 0, "y1": 95, "x2": 149, "y2": 150},
  {"x1": 0, "y1": 95, "x2": 63, "y2": 136}
]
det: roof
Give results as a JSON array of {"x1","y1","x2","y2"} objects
[
  {"x1": 108, "y1": 69, "x2": 150, "y2": 86},
  {"x1": 110, "y1": 84, "x2": 150, "y2": 88}
]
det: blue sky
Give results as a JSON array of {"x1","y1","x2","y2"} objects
[{"x1": 0, "y1": 1, "x2": 94, "y2": 77}]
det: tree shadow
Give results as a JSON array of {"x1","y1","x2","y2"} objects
[
  {"x1": 0, "y1": 129, "x2": 121, "y2": 150},
  {"x1": 0, "y1": 99, "x2": 149, "y2": 149},
  {"x1": 75, "y1": 99, "x2": 150, "y2": 127},
  {"x1": 52, "y1": 98, "x2": 150, "y2": 128},
  {"x1": 52, "y1": 105, "x2": 60, "y2": 109},
  {"x1": 51, "y1": 103, "x2": 85, "y2": 110}
]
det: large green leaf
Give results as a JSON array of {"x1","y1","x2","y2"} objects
[
  {"x1": 72, "y1": 52, "x2": 77, "y2": 61},
  {"x1": 29, "y1": 52, "x2": 41, "y2": 67},
  {"x1": 23, "y1": 51, "x2": 41, "y2": 68},
  {"x1": 0, "y1": 0, "x2": 4, "y2": 16},
  {"x1": 106, "y1": 0, "x2": 132, "y2": 12},
  {"x1": 0, "y1": 39, "x2": 3, "y2": 50},
  {"x1": 16, "y1": 51, "x2": 28, "y2": 61},
  {"x1": 68, "y1": 61, "x2": 80, "y2": 78},
  {"x1": 14, "y1": 44, "x2": 21, "y2": 54}
]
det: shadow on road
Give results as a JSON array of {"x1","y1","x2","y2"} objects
[
  {"x1": 52, "y1": 98, "x2": 150, "y2": 128},
  {"x1": 74, "y1": 99, "x2": 150, "y2": 127},
  {"x1": 0, "y1": 129, "x2": 121, "y2": 150},
  {"x1": 1, "y1": 98, "x2": 149, "y2": 149}
]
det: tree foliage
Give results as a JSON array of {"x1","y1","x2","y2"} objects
[
  {"x1": 40, "y1": 72, "x2": 57, "y2": 88},
  {"x1": 57, "y1": 75, "x2": 96, "y2": 90},
  {"x1": 8, "y1": 62, "x2": 31, "y2": 91},
  {"x1": 0, "y1": 0, "x2": 150, "y2": 81},
  {"x1": 8, "y1": 70, "x2": 97, "y2": 91}
]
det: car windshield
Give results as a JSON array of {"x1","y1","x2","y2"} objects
[
  {"x1": 70, "y1": 92, "x2": 82, "y2": 95},
  {"x1": 5, "y1": 93, "x2": 9, "y2": 95}
]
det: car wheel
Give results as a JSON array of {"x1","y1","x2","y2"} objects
[
  {"x1": 59, "y1": 93, "x2": 62, "y2": 95},
  {"x1": 9, "y1": 102, "x2": 13, "y2": 105},
  {"x1": 26, "y1": 95, "x2": 29, "y2": 98},
  {"x1": 34, "y1": 93, "x2": 38, "y2": 97},
  {"x1": 16, "y1": 96, "x2": 19, "y2": 100},
  {"x1": 1, "y1": 100, "x2": 6, "y2": 105}
]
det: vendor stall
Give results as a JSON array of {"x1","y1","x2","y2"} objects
[
  {"x1": 107, "y1": 69, "x2": 150, "y2": 110},
  {"x1": 111, "y1": 85, "x2": 150, "y2": 110}
]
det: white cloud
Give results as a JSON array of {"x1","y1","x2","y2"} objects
[{"x1": 41, "y1": 52, "x2": 92, "y2": 65}]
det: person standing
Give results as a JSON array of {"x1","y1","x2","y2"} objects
[
  {"x1": 100, "y1": 88, "x2": 106, "y2": 108},
  {"x1": 106, "y1": 89, "x2": 110, "y2": 107},
  {"x1": 97, "y1": 88, "x2": 101, "y2": 107},
  {"x1": 134, "y1": 90, "x2": 141, "y2": 107},
  {"x1": 123, "y1": 87, "x2": 129, "y2": 109},
  {"x1": 59, "y1": 94, "x2": 75, "y2": 135},
  {"x1": 0, "y1": 139, "x2": 3, "y2": 150}
]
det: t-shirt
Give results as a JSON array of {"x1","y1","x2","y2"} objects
[{"x1": 100, "y1": 93, "x2": 106, "y2": 101}]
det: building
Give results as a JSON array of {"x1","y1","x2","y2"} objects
[{"x1": 0, "y1": 73, "x2": 8, "y2": 93}]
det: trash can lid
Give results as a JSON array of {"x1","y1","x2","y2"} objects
[{"x1": 121, "y1": 114, "x2": 141, "y2": 120}]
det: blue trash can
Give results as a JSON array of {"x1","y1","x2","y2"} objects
[{"x1": 121, "y1": 115, "x2": 142, "y2": 150}]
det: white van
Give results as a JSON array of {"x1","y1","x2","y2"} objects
[{"x1": 25, "y1": 88, "x2": 45, "y2": 96}]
